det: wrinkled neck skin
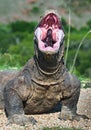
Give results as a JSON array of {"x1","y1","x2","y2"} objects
[{"x1": 34, "y1": 40, "x2": 64, "y2": 76}]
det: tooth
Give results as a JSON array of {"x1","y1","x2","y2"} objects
[
  {"x1": 53, "y1": 30, "x2": 64, "y2": 50},
  {"x1": 35, "y1": 27, "x2": 45, "y2": 50},
  {"x1": 35, "y1": 28, "x2": 42, "y2": 40},
  {"x1": 57, "y1": 30, "x2": 65, "y2": 41}
]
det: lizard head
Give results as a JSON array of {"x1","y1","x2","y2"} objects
[
  {"x1": 34, "y1": 12, "x2": 65, "y2": 54},
  {"x1": 34, "y1": 12, "x2": 65, "y2": 74}
]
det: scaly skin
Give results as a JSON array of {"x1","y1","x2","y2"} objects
[
  {"x1": 0, "y1": 71, "x2": 17, "y2": 109},
  {"x1": 3, "y1": 12, "x2": 89, "y2": 126}
]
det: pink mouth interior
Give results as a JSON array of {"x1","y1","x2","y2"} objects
[{"x1": 35, "y1": 13, "x2": 64, "y2": 53}]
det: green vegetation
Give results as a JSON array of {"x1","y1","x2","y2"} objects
[
  {"x1": 43, "y1": 127, "x2": 83, "y2": 130},
  {"x1": 0, "y1": 19, "x2": 91, "y2": 79},
  {"x1": 0, "y1": 21, "x2": 35, "y2": 67},
  {"x1": 31, "y1": 6, "x2": 40, "y2": 14}
]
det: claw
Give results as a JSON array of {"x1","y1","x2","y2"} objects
[
  {"x1": 7, "y1": 114, "x2": 37, "y2": 126},
  {"x1": 58, "y1": 113, "x2": 90, "y2": 121},
  {"x1": 29, "y1": 116, "x2": 37, "y2": 125}
]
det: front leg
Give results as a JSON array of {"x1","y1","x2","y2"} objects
[
  {"x1": 59, "y1": 73, "x2": 89, "y2": 121},
  {"x1": 4, "y1": 78, "x2": 37, "y2": 126},
  {"x1": 59, "y1": 89, "x2": 80, "y2": 121}
]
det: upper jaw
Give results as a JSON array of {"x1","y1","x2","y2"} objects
[{"x1": 34, "y1": 13, "x2": 65, "y2": 54}]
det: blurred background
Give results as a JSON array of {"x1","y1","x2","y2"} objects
[{"x1": 0, "y1": 0, "x2": 91, "y2": 78}]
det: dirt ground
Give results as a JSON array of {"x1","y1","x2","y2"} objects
[{"x1": 0, "y1": 88, "x2": 91, "y2": 130}]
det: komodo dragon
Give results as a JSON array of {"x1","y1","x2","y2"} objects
[{"x1": 2, "y1": 12, "x2": 88, "y2": 125}]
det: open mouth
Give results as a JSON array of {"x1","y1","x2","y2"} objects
[{"x1": 34, "y1": 13, "x2": 65, "y2": 53}]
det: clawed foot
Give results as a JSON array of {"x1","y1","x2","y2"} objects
[
  {"x1": 58, "y1": 112, "x2": 89, "y2": 121},
  {"x1": 7, "y1": 114, "x2": 37, "y2": 126}
]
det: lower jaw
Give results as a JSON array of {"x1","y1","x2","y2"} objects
[
  {"x1": 39, "y1": 48, "x2": 59, "y2": 55},
  {"x1": 37, "y1": 62, "x2": 60, "y2": 75},
  {"x1": 37, "y1": 53, "x2": 60, "y2": 74},
  {"x1": 38, "y1": 44, "x2": 59, "y2": 54}
]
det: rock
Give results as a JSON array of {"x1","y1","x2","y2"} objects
[{"x1": 77, "y1": 88, "x2": 91, "y2": 119}]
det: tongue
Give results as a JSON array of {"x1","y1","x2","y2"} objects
[{"x1": 43, "y1": 29, "x2": 53, "y2": 47}]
